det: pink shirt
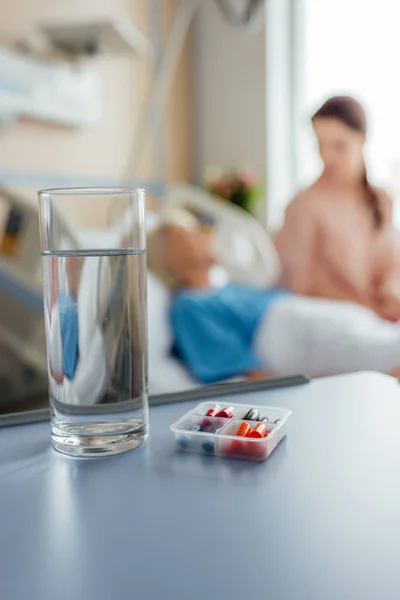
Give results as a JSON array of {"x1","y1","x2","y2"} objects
[{"x1": 275, "y1": 186, "x2": 399, "y2": 312}]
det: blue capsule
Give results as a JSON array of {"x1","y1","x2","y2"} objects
[
  {"x1": 201, "y1": 440, "x2": 215, "y2": 454},
  {"x1": 177, "y1": 435, "x2": 190, "y2": 449},
  {"x1": 202, "y1": 427, "x2": 220, "y2": 454}
]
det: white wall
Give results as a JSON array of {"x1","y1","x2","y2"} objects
[
  {"x1": 0, "y1": 0, "x2": 191, "y2": 205},
  {"x1": 192, "y1": 0, "x2": 266, "y2": 212}
]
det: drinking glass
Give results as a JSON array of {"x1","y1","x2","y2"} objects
[{"x1": 38, "y1": 187, "x2": 148, "y2": 456}]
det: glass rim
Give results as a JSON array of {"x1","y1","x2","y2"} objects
[{"x1": 38, "y1": 186, "x2": 145, "y2": 197}]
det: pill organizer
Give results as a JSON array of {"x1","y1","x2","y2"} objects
[{"x1": 170, "y1": 401, "x2": 292, "y2": 462}]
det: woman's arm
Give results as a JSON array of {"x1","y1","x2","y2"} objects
[
  {"x1": 275, "y1": 195, "x2": 318, "y2": 295},
  {"x1": 321, "y1": 247, "x2": 372, "y2": 306},
  {"x1": 371, "y1": 193, "x2": 400, "y2": 318}
]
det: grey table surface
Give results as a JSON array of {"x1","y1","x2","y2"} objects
[{"x1": 1, "y1": 371, "x2": 400, "y2": 600}]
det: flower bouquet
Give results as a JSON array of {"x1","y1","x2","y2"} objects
[{"x1": 205, "y1": 168, "x2": 261, "y2": 215}]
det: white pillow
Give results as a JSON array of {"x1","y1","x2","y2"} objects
[
  {"x1": 146, "y1": 210, "x2": 160, "y2": 233},
  {"x1": 165, "y1": 184, "x2": 280, "y2": 289},
  {"x1": 147, "y1": 271, "x2": 198, "y2": 394},
  {"x1": 148, "y1": 355, "x2": 197, "y2": 394},
  {"x1": 147, "y1": 271, "x2": 173, "y2": 364}
]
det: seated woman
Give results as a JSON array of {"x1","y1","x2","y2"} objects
[
  {"x1": 275, "y1": 96, "x2": 400, "y2": 321},
  {"x1": 147, "y1": 210, "x2": 400, "y2": 383}
]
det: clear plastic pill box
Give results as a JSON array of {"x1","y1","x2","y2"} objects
[{"x1": 170, "y1": 401, "x2": 292, "y2": 461}]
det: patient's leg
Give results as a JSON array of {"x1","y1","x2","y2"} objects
[{"x1": 254, "y1": 296, "x2": 400, "y2": 377}]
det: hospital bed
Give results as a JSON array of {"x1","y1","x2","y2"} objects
[
  {"x1": 147, "y1": 184, "x2": 400, "y2": 393},
  {"x1": 0, "y1": 183, "x2": 397, "y2": 399},
  {"x1": 0, "y1": 183, "x2": 276, "y2": 400}
]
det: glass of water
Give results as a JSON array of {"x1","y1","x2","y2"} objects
[{"x1": 38, "y1": 187, "x2": 148, "y2": 457}]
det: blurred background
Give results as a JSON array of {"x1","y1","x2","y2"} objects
[{"x1": 1, "y1": 0, "x2": 400, "y2": 413}]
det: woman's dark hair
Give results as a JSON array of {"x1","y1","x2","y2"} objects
[{"x1": 312, "y1": 95, "x2": 383, "y2": 229}]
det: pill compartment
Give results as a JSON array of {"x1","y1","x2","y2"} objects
[
  {"x1": 196, "y1": 402, "x2": 253, "y2": 420},
  {"x1": 173, "y1": 414, "x2": 232, "y2": 456},
  {"x1": 171, "y1": 402, "x2": 292, "y2": 462},
  {"x1": 218, "y1": 419, "x2": 278, "y2": 461}
]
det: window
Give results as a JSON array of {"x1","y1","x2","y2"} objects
[
  {"x1": 295, "y1": 0, "x2": 400, "y2": 219},
  {"x1": 265, "y1": 0, "x2": 298, "y2": 230}
]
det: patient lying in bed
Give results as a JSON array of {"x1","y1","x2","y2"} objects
[{"x1": 147, "y1": 210, "x2": 400, "y2": 381}]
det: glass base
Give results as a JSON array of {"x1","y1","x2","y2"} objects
[{"x1": 51, "y1": 423, "x2": 149, "y2": 457}]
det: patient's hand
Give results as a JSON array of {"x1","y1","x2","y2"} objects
[{"x1": 246, "y1": 370, "x2": 272, "y2": 381}]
